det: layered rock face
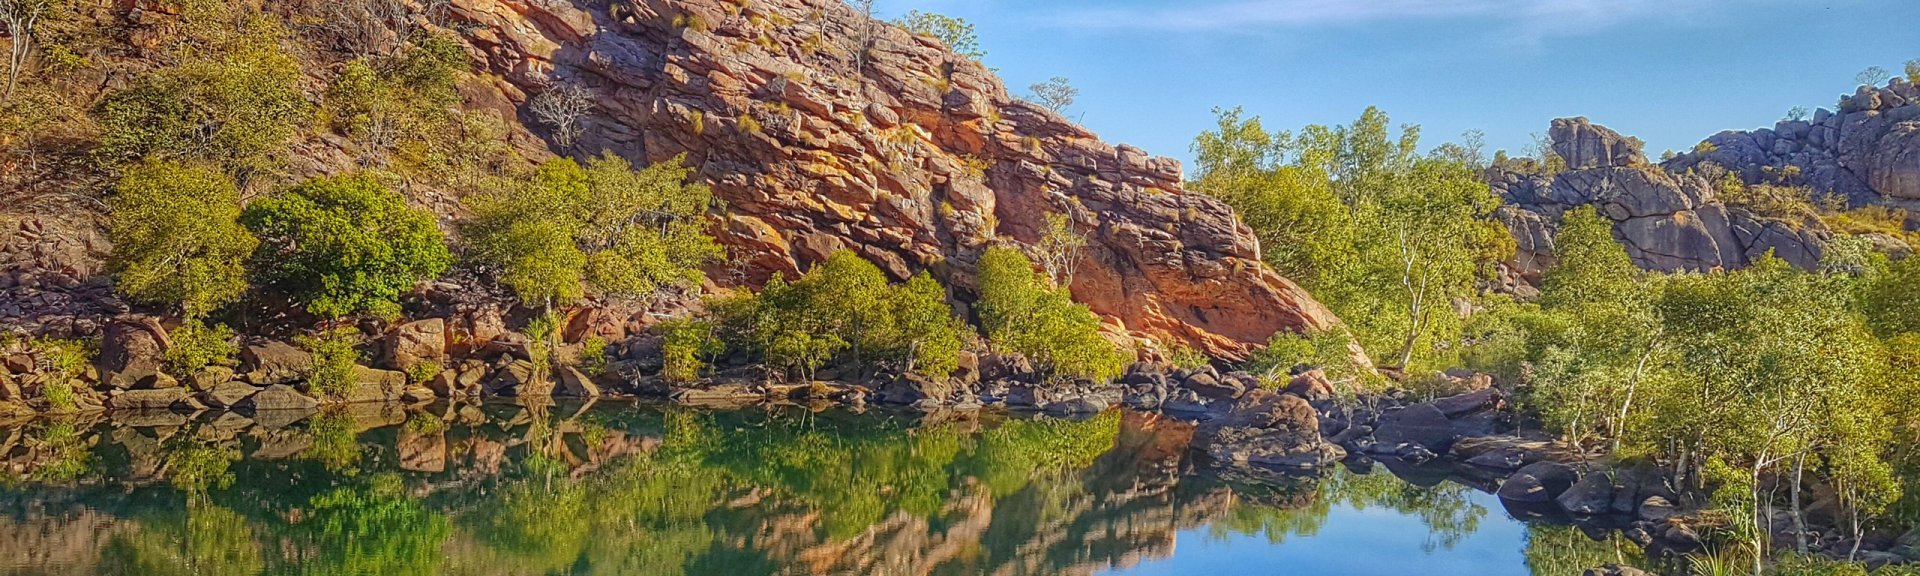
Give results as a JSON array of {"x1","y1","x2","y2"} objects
[
  {"x1": 1493, "y1": 118, "x2": 1827, "y2": 280},
  {"x1": 1666, "y1": 78, "x2": 1920, "y2": 208},
  {"x1": 444, "y1": 0, "x2": 1337, "y2": 358}
]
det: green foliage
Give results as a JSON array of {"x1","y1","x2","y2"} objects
[
  {"x1": 321, "y1": 32, "x2": 468, "y2": 166},
  {"x1": 657, "y1": 319, "x2": 720, "y2": 383},
  {"x1": 107, "y1": 161, "x2": 258, "y2": 317},
  {"x1": 296, "y1": 329, "x2": 361, "y2": 399},
  {"x1": 1540, "y1": 206, "x2": 1636, "y2": 310},
  {"x1": 26, "y1": 420, "x2": 92, "y2": 481},
  {"x1": 31, "y1": 338, "x2": 88, "y2": 412},
  {"x1": 241, "y1": 173, "x2": 451, "y2": 319},
  {"x1": 712, "y1": 250, "x2": 971, "y2": 379},
  {"x1": 894, "y1": 11, "x2": 984, "y2": 60},
  {"x1": 93, "y1": 12, "x2": 308, "y2": 179},
  {"x1": 1162, "y1": 339, "x2": 1210, "y2": 371},
  {"x1": 464, "y1": 153, "x2": 719, "y2": 306},
  {"x1": 404, "y1": 359, "x2": 442, "y2": 384},
  {"x1": 1863, "y1": 255, "x2": 1920, "y2": 338},
  {"x1": 525, "y1": 312, "x2": 560, "y2": 376},
  {"x1": 1189, "y1": 107, "x2": 1513, "y2": 371},
  {"x1": 576, "y1": 336, "x2": 610, "y2": 378},
  {"x1": 167, "y1": 443, "x2": 239, "y2": 493},
  {"x1": 975, "y1": 247, "x2": 1130, "y2": 382},
  {"x1": 163, "y1": 320, "x2": 239, "y2": 378}
]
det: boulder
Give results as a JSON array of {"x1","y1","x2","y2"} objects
[
  {"x1": 1373, "y1": 403, "x2": 1460, "y2": 454},
  {"x1": 1044, "y1": 395, "x2": 1110, "y2": 415},
  {"x1": 1429, "y1": 388, "x2": 1505, "y2": 418},
  {"x1": 1638, "y1": 496, "x2": 1677, "y2": 523},
  {"x1": 1497, "y1": 461, "x2": 1579, "y2": 503},
  {"x1": 202, "y1": 381, "x2": 261, "y2": 408},
  {"x1": 1551, "y1": 117, "x2": 1648, "y2": 169},
  {"x1": 107, "y1": 387, "x2": 187, "y2": 410},
  {"x1": 877, "y1": 373, "x2": 951, "y2": 405},
  {"x1": 99, "y1": 319, "x2": 164, "y2": 389},
  {"x1": 188, "y1": 366, "x2": 234, "y2": 392},
  {"x1": 241, "y1": 341, "x2": 311, "y2": 385},
  {"x1": 483, "y1": 361, "x2": 540, "y2": 397},
  {"x1": 554, "y1": 367, "x2": 602, "y2": 397},
  {"x1": 1582, "y1": 566, "x2": 1653, "y2": 576},
  {"x1": 1194, "y1": 390, "x2": 1346, "y2": 469},
  {"x1": 384, "y1": 318, "x2": 446, "y2": 369},
  {"x1": 1281, "y1": 369, "x2": 1335, "y2": 400},
  {"x1": 347, "y1": 366, "x2": 407, "y2": 403},
  {"x1": 237, "y1": 384, "x2": 320, "y2": 413},
  {"x1": 1556, "y1": 471, "x2": 1618, "y2": 515},
  {"x1": 1183, "y1": 370, "x2": 1244, "y2": 401}
]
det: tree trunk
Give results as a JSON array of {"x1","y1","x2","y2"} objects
[{"x1": 1790, "y1": 452, "x2": 1807, "y2": 554}]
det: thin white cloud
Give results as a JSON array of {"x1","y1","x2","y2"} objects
[{"x1": 1041, "y1": 0, "x2": 1748, "y2": 39}]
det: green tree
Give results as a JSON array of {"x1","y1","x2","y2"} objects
[
  {"x1": 975, "y1": 246, "x2": 1129, "y2": 382},
  {"x1": 93, "y1": 13, "x2": 308, "y2": 181},
  {"x1": 1190, "y1": 107, "x2": 1512, "y2": 372},
  {"x1": 711, "y1": 251, "x2": 970, "y2": 380},
  {"x1": 241, "y1": 173, "x2": 451, "y2": 319},
  {"x1": 464, "y1": 153, "x2": 718, "y2": 308},
  {"x1": 107, "y1": 161, "x2": 258, "y2": 318},
  {"x1": 895, "y1": 11, "x2": 984, "y2": 61},
  {"x1": 1539, "y1": 206, "x2": 1635, "y2": 311},
  {"x1": 321, "y1": 32, "x2": 468, "y2": 167}
]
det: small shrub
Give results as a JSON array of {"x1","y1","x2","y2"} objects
[
  {"x1": 404, "y1": 359, "x2": 442, "y2": 384},
  {"x1": 1161, "y1": 340, "x2": 1209, "y2": 371},
  {"x1": 33, "y1": 338, "x2": 89, "y2": 412},
  {"x1": 403, "y1": 413, "x2": 444, "y2": 434},
  {"x1": 164, "y1": 320, "x2": 239, "y2": 378},
  {"x1": 577, "y1": 336, "x2": 609, "y2": 377},
  {"x1": 658, "y1": 319, "x2": 721, "y2": 383},
  {"x1": 525, "y1": 312, "x2": 560, "y2": 377},
  {"x1": 296, "y1": 328, "x2": 361, "y2": 399}
]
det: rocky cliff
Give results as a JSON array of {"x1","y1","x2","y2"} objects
[
  {"x1": 1493, "y1": 118, "x2": 1830, "y2": 282},
  {"x1": 0, "y1": 0, "x2": 1338, "y2": 360},
  {"x1": 441, "y1": 0, "x2": 1335, "y2": 358},
  {"x1": 1666, "y1": 77, "x2": 1920, "y2": 208}
]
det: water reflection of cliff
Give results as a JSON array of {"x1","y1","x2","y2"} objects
[{"x1": 0, "y1": 403, "x2": 1556, "y2": 576}]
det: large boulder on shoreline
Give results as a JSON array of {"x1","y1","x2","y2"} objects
[
  {"x1": 1195, "y1": 390, "x2": 1346, "y2": 469},
  {"x1": 1373, "y1": 403, "x2": 1459, "y2": 454},
  {"x1": 99, "y1": 319, "x2": 163, "y2": 389},
  {"x1": 384, "y1": 318, "x2": 446, "y2": 370},
  {"x1": 1498, "y1": 461, "x2": 1579, "y2": 503},
  {"x1": 241, "y1": 341, "x2": 311, "y2": 385}
]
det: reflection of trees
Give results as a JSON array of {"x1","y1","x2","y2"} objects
[
  {"x1": 283, "y1": 473, "x2": 449, "y2": 576},
  {"x1": 97, "y1": 503, "x2": 262, "y2": 576},
  {"x1": 0, "y1": 405, "x2": 1646, "y2": 575},
  {"x1": 1523, "y1": 525, "x2": 1651, "y2": 576}
]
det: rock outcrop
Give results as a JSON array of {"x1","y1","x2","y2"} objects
[
  {"x1": 1493, "y1": 118, "x2": 1828, "y2": 280},
  {"x1": 1666, "y1": 77, "x2": 1920, "y2": 207},
  {"x1": 441, "y1": 0, "x2": 1338, "y2": 358}
]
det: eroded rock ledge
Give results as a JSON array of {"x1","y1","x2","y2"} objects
[{"x1": 443, "y1": 0, "x2": 1337, "y2": 358}]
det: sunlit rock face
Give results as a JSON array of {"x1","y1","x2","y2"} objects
[
  {"x1": 1666, "y1": 79, "x2": 1920, "y2": 205},
  {"x1": 1492, "y1": 118, "x2": 1829, "y2": 282},
  {"x1": 443, "y1": 0, "x2": 1340, "y2": 359}
]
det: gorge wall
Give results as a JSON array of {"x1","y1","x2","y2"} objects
[
  {"x1": 0, "y1": 0, "x2": 1343, "y2": 360},
  {"x1": 1494, "y1": 118, "x2": 1829, "y2": 282},
  {"x1": 442, "y1": 0, "x2": 1338, "y2": 358}
]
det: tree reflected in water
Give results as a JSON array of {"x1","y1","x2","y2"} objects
[{"x1": 0, "y1": 404, "x2": 1647, "y2": 575}]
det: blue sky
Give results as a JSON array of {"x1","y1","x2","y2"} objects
[{"x1": 887, "y1": 0, "x2": 1920, "y2": 168}]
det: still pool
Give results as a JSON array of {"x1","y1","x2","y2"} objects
[{"x1": 0, "y1": 402, "x2": 1655, "y2": 575}]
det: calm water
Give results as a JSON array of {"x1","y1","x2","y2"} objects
[{"x1": 0, "y1": 402, "x2": 1653, "y2": 575}]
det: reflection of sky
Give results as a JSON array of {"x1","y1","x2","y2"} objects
[{"x1": 1100, "y1": 490, "x2": 1530, "y2": 576}]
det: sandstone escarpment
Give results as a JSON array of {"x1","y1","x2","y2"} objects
[
  {"x1": 442, "y1": 0, "x2": 1337, "y2": 358},
  {"x1": 1493, "y1": 118, "x2": 1828, "y2": 281},
  {"x1": 1666, "y1": 77, "x2": 1920, "y2": 208}
]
